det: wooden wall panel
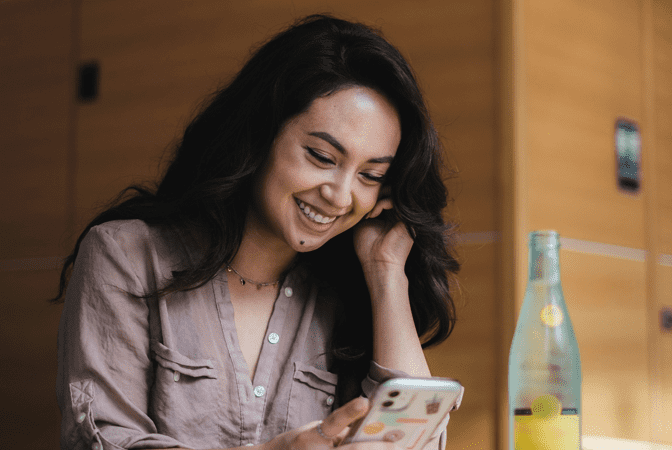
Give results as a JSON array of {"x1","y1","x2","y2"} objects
[
  {"x1": 0, "y1": 0, "x2": 73, "y2": 259},
  {"x1": 561, "y1": 250, "x2": 650, "y2": 442},
  {"x1": 0, "y1": 2, "x2": 73, "y2": 450},
  {"x1": 425, "y1": 242, "x2": 498, "y2": 450},
  {"x1": 523, "y1": 0, "x2": 645, "y2": 249},
  {"x1": 0, "y1": 270, "x2": 63, "y2": 450},
  {"x1": 651, "y1": 1, "x2": 672, "y2": 445},
  {"x1": 654, "y1": 0, "x2": 672, "y2": 255},
  {"x1": 653, "y1": 265, "x2": 672, "y2": 443}
]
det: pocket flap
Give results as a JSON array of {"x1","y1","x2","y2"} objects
[
  {"x1": 293, "y1": 361, "x2": 338, "y2": 395},
  {"x1": 150, "y1": 339, "x2": 217, "y2": 379}
]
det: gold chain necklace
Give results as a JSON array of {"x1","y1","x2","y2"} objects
[{"x1": 225, "y1": 265, "x2": 281, "y2": 289}]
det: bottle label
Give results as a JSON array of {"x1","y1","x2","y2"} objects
[{"x1": 514, "y1": 395, "x2": 579, "y2": 449}]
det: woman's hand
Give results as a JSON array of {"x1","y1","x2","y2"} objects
[
  {"x1": 351, "y1": 188, "x2": 432, "y2": 379},
  {"x1": 264, "y1": 397, "x2": 399, "y2": 450},
  {"x1": 353, "y1": 187, "x2": 414, "y2": 283}
]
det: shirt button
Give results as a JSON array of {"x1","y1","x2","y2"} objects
[
  {"x1": 284, "y1": 287, "x2": 293, "y2": 297},
  {"x1": 268, "y1": 332, "x2": 280, "y2": 344},
  {"x1": 173, "y1": 371, "x2": 180, "y2": 382},
  {"x1": 245, "y1": 444, "x2": 254, "y2": 447},
  {"x1": 254, "y1": 385, "x2": 266, "y2": 397},
  {"x1": 326, "y1": 395, "x2": 335, "y2": 406},
  {"x1": 76, "y1": 412, "x2": 86, "y2": 423}
]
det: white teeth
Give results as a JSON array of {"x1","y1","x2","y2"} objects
[{"x1": 295, "y1": 198, "x2": 336, "y2": 224}]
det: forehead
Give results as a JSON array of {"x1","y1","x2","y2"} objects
[{"x1": 292, "y1": 86, "x2": 401, "y2": 158}]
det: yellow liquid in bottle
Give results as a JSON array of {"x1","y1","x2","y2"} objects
[{"x1": 514, "y1": 395, "x2": 579, "y2": 450}]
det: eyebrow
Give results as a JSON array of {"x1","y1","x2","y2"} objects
[{"x1": 308, "y1": 131, "x2": 394, "y2": 164}]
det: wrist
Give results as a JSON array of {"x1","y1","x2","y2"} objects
[
  {"x1": 363, "y1": 266, "x2": 409, "y2": 304},
  {"x1": 361, "y1": 261, "x2": 406, "y2": 281}
]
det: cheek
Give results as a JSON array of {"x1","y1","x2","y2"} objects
[{"x1": 356, "y1": 189, "x2": 382, "y2": 216}]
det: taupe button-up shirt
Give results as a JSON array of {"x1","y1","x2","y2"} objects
[{"x1": 56, "y1": 220, "x2": 448, "y2": 449}]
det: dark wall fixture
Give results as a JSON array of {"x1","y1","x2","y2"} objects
[{"x1": 78, "y1": 62, "x2": 99, "y2": 102}]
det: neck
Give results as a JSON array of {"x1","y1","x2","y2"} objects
[{"x1": 230, "y1": 227, "x2": 298, "y2": 285}]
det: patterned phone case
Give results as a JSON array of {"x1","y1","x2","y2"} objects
[{"x1": 342, "y1": 377, "x2": 464, "y2": 449}]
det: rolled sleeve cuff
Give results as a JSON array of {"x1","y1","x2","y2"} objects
[
  {"x1": 360, "y1": 360, "x2": 410, "y2": 398},
  {"x1": 63, "y1": 379, "x2": 188, "y2": 450}
]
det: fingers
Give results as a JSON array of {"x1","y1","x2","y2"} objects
[
  {"x1": 366, "y1": 198, "x2": 393, "y2": 219},
  {"x1": 366, "y1": 186, "x2": 393, "y2": 219},
  {"x1": 319, "y1": 397, "x2": 370, "y2": 439}
]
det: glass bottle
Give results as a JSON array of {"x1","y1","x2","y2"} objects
[{"x1": 508, "y1": 230, "x2": 582, "y2": 449}]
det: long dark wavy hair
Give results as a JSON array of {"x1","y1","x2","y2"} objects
[{"x1": 50, "y1": 13, "x2": 460, "y2": 402}]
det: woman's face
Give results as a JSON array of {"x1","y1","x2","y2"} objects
[{"x1": 249, "y1": 85, "x2": 402, "y2": 253}]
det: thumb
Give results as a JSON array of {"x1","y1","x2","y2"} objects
[{"x1": 319, "y1": 397, "x2": 370, "y2": 438}]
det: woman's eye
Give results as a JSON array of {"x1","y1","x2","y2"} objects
[
  {"x1": 305, "y1": 147, "x2": 335, "y2": 165},
  {"x1": 362, "y1": 173, "x2": 386, "y2": 183}
]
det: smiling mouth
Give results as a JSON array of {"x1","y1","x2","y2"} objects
[{"x1": 294, "y1": 198, "x2": 338, "y2": 224}]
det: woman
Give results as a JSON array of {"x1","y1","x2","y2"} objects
[{"x1": 53, "y1": 14, "x2": 461, "y2": 450}]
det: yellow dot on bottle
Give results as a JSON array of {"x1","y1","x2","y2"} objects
[
  {"x1": 531, "y1": 395, "x2": 561, "y2": 419},
  {"x1": 540, "y1": 305, "x2": 563, "y2": 327},
  {"x1": 363, "y1": 422, "x2": 385, "y2": 435}
]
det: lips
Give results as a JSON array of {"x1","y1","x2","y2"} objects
[{"x1": 294, "y1": 198, "x2": 338, "y2": 224}]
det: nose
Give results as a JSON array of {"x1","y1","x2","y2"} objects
[{"x1": 319, "y1": 177, "x2": 353, "y2": 212}]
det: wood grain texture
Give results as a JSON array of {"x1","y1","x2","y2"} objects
[
  {"x1": 523, "y1": 0, "x2": 646, "y2": 249},
  {"x1": 0, "y1": 269, "x2": 64, "y2": 450},
  {"x1": 561, "y1": 250, "x2": 650, "y2": 442},
  {"x1": 425, "y1": 241, "x2": 498, "y2": 450},
  {"x1": 652, "y1": 264, "x2": 672, "y2": 443},
  {"x1": 653, "y1": 0, "x2": 672, "y2": 256},
  {"x1": 0, "y1": 1, "x2": 74, "y2": 260}
]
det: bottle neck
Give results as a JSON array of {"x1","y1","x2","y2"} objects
[{"x1": 527, "y1": 233, "x2": 561, "y2": 285}]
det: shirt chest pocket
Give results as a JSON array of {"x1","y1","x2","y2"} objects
[
  {"x1": 150, "y1": 339, "x2": 223, "y2": 445},
  {"x1": 286, "y1": 362, "x2": 338, "y2": 430}
]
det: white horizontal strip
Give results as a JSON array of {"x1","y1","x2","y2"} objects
[
  {"x1": 583, "y1": 435, "x2": 672, "y2": 450},
  {"x1": 455, "y1": 232, "x2": 672, "y2": 266},
  {"x1": 455, "y1": 231, "x2": 500, "y2": 245},
  {"x1": 660, "y1": 253, "x2": 672, "y2": 267},
  {"x1": 560, "y1": 237, "x2": 647, "y2": 262},
  {"x1": 0, "y1": 257, "x2": 64, "y2": 272}
]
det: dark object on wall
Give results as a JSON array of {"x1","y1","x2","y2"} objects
[
  {"x1": 615, "y1": 118, "x2": 641, "y2": 193},
  {"x1": 661, "y1": 308, "x2": 672, "y2": 332},
  {"x1": 78, "y1": 62, "x2": 99, "y2": 102}
]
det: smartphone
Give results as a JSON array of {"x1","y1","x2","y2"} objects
[{"x1": 341, "y1": 377, "x2": 464, "y2": 449}]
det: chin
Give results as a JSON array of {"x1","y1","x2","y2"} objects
[{"x1": 294, "y1": 239, "x2": 324, "y2": 252}]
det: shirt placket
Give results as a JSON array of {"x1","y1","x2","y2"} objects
[
  {"x1": 216, "y1": 271, "x2": 293, "y2": 446},
  {"x1": 249, "y1": 282, "x2": 293, "y2": 443}
]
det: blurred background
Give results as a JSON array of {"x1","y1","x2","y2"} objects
[{"x1": 1, "y1": 0, "x2": 671, "y2": 449}]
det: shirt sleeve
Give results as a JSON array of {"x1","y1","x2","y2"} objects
[
  {"x1": 361, "y1": 360, "x2": 459, "y2": 450},
  {"x1": 56, "y1": 225, "x2": 189, "y2": 450}
]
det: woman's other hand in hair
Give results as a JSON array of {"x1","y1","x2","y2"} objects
[{"x1": 353, "y1": 186, "x2": 413, "y2": 287}]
